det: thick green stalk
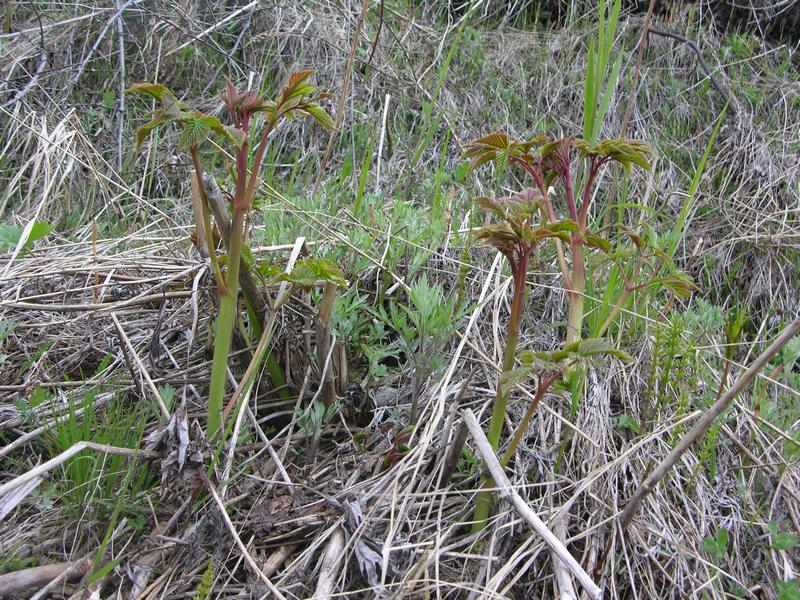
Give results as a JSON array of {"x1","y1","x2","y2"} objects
[
  {"x1": 206, "y1": 207, "x2": 246, "y2": 438},
  {"x1": 566, "y1": 239, "x2": 585, "y2": 345},
  {"x1": 472, "y1": 264, "x2": 528, "y2": 531}
]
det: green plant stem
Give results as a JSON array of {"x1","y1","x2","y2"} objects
[
  {"x1": 219, "y1": 290, "x2": 290, "y2": 429},
  {"x1": 206, "y1": 116, "x2": 276, "y2": 439},
  {"x1": 566, "y1": 239, "x2": 585, "y2": 345},
  {"x1": 242, "y1": 120, "x2": 275, "y2": 210},
  {"x1": 596, "y1": 286, "x2": 631, "y2": 339},
  {"x1": 500, "y1": 372, "x2": 560, "y2": 468},
  {"x1": 472, "y1": 263, "x2": 528, "y2": 531},
  {"x1": 206, "y1": 206, "x2": 246, "y2": 438},
  {"x1": 470, "y1": 371, "x2": 560, "y2": 533}
]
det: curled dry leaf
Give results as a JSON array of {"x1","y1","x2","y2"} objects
[{"x1": 143, "y1": 404, "x2": 204, "y2": 491}]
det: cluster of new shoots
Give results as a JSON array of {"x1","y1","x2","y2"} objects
[
  {"x1": 465, "y1": 132, "x2": 694, "y2": 529},
  {"x1": 128, "y1": 72, "x2": 335, "y2": 440}
]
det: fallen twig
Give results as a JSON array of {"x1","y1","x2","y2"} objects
[
  {"x1": 0, "y1": 441, "x2": 161, "y2": 503},
  {"x1": 0, "y1": 558, "x2": 92, "y2": 597},
  {"x1": 313, "y1": 526, "x2": 346, "y2": 600},
  {"x1": 618, "y1": 316, "x2": 800, "y2": 530},
  {"x1": 647, "y1": 27, "x2": 734, "y2": 106},
  {"x1": 462, "y1": 409, "x2": 602, "y2": 600}
]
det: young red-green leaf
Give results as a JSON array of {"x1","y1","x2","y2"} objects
[
  {"x1": 188, "y1": 112, "x2": 245, "y2": 147},
  {"x1": 134, "y1": 116, "x2": 173, "y2": 152},
  {"x1": 575, "y1": 138, "x2": 653, "y2": 171},
  {"x1": 282, "y1": 70, "x2": 314, "y2": 99},
  {"x1": 126, "y1": 82, "x2": 174, "y2": 104},
  {"x1": 178, "y1": 114, "x2": 212, "y2": 150},
  {"x1": 525, "y1": 221, "x2": 576, "y2": 245},
  {"x1": 472, "y1": 223, "x2": 520, "y2": 257},
  {"x1": 274, "y1": 258, "x2": 347, "y2": 291},
  {"x1": 258, "y1": 71, "x2": 335, "y2": 130},
  {"x1": 464, "y1": 132, "x2": 513, "y2": 171},
  {"x1": 539, "y1": 137, "x2": 572, "y2": 162},
  {"x1": 583, "y1": 231, "x2": 611, "y2": 252},
  {"x1": 521, "y1": 337, "x2": 632, "y2": 366},
  {"x1": 297, "y1": 102, "x2": 336, "y2": 130},
  {"x1": 220, "y1": 80, "x2": 263, "y2": 118}
]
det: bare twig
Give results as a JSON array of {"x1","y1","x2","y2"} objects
[
  {"x1": 114, "y1": 0, "x2": 126, "y2": 173},
  {"x1": 0, "y1": 559, "x2": 92, "y2": 597},
  {"x1": 375, "y1": 93, "x2": 391, "y2": 193},
  {"x1": 647, "y1": 27, "x2": 734, "y2": 106},
  {"x1": 313, "y1": 526, "x2": 346, "y2": 600}
]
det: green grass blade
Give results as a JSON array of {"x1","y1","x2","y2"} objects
[{"x1": 666, "y1": 102, "x2": 728, "y2": 260}]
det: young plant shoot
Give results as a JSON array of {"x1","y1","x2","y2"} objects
[{"x1": 128, "y1": 72, "x2": 335, "y2": 438}]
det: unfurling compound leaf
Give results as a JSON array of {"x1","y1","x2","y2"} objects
[
  {"x1": 464, "y1": 132, "x2": 512, "y2": 171},
  {"x1": 647, "y1": 272, "x2": 699, "y2": 298},
  {"x1": 619, "y1": 225, "x2": 646, "y2": 250},
  {"x1": 562, "y1": 338, "x2": 633, "y2": 361},
  {"x1": 133, "y1": 113, "x2": 177, "y2": 152},
  {"x1": 125, "y1": 82, "x2": 173, "y2": 103},
  {"x1": 274, "y1": 258, "x2": 347, "y2": 291},
  {"x1": 498, "y1": 365, "x2": 533, "y2": 394},
  {"x1": 263, "y1": 71, "x2": 334, "y2": 130},
  {"x1": 177, "y1": 115, "x2": 211, "y2": 150},
  {"x1": 521, "y1": 338, "x2": 632, "y2": 366},
  {"x1": 576, "y1": 137, "x2": 653, "y2": 171},
  {"x1": 299, "y1": 102, "x2": 336, "y2": 130},
  {"x1": 583, "y1": 231, "x2": 611, "y2": 252}
]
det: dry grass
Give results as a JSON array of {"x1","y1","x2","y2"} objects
[{"x1": 1, "y1": 1, "x2": 799, "y2": 598}]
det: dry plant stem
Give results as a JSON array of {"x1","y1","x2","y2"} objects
[
  {"x1": 0, "y1": 559, "x2": 92, "y2": 597},
  {"x1": 472, "y1": 263, "x2": 529, "y2": 530},
  {"x1": 313, "y1": 526, "x2": 346, "y2": 600},
  {"x1": 110, "y1": 313, "x2": 170, "y2": 420},
  {"x1": 314, "y1": 0, "x2": 370, "y2": 191},
  {"x1": 262, "y1": 544, "x2": 295, "y2": 578},
  {"x1": 463, "y1": 409, "x2": 603, "y2": 600},
  {"x1": 316, "y1": 281, "x2": 338, "y2": 406},
  {"x1": 619, "y1": 316, "x2": 800, "y2": 530},
  {"x1": 190, "y1": 171, "x2": 209, "y2": 258}
]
